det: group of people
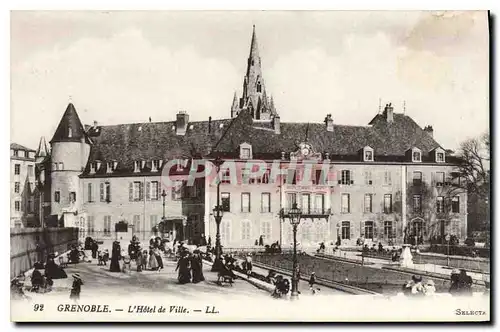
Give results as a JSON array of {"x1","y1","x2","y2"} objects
[
  {"x1": 402, "y1": 269, "x2": 475, "y2": 297},
  {"x1": 108, "y1": 236, "x2": 166, "y2": 273},
  {"x1": 175, "y1": 246, "x2": 205, "y2": 284},
  {"x1": 402, "y1": 275, "x2": 436, "y2": 296}
]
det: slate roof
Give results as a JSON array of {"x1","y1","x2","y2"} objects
[
  {"x1": 82, "y1": 118, "x2": 232, "y2": 177},
  {"x1": 10, "y1": 142, "x2": 35, "y2": 152},
  {"x1": 210, "y1": 109, "x2": 457, "y2": 163},
  {"x1": 50, "y1": 103, "x2": 92, "y2": 144}
]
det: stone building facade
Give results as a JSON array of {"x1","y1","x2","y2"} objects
[
  {"x1": 10, "y1": 143, "x2": 37, "y2": 228},
  {"x1": 34, "y1": 26, "x2": 467, "y2": 246}
]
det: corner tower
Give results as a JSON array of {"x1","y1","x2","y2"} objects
[
  {"x1": 49, "y1": 103, "x2": 91, "y2": 219},
  {"x1": 232, "y1": 25, "x2": 278, "y2": 121}
]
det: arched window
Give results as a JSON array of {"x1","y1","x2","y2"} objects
[
  {"x1": 257, "y1": 82, "x2": 262, "y2": 93},
  {"x1": 68, "y1": 127, "x2": 72, "y2": 138}
]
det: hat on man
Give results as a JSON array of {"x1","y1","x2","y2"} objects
[
  {"x1": 72, "y1": 273, "x2": 81, "y2": 280},
  {"x1": 451, "y1": 268, "x2": 460, "y2": 275}
]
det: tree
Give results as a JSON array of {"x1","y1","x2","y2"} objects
[{"x1": 453, "y1": 133, "x2": 490, "y2": 233}]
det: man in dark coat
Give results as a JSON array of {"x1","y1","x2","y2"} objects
[
  {"x1": 110, "y1": 241, "x2": 122, "y2": 272},
  {"x1": 190, "y1": 250, "x2": 205, "y2": 283},
  {"x1": 45, "y1": 253, "x2": 67, "y2": 279},
  {"x1": 91, "y1": 241, "x2": 99, "y2": 259},
  {"x1": 259, "y1": 235, "x2": 264, "y2": 246},
  {"x1": 176, "y1": 252, "x2": 191, "y2": 284}
]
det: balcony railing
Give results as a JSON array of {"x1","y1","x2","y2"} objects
[{"x1": 279, "y1": 207, "x2": 331, "y2": 220}]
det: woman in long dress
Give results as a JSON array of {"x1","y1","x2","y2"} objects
[
  {"x1": 176, "y1": 252, "x2": 191, "y2": 284},
  {"x1": 148, "y1": 246, "x2": 158, "y2": 271},
  {"x1": 154, "y1": 247, "x2": 164, "y2": 272},
  {"x1": 191, "y1": 250, "x2": 205, "y2": 283},
  {"x1": 45, "y1": 253, "x2": 67, "y2": 279},
  {"x1": 110, "y1": 241, "x2": 122, "y2": 272}
]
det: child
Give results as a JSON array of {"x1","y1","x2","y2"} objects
[
  {"x1": 70, "y1": 274, "x2": 83, "y2": 302},
  {"x1": 141, "y1": 250, "x2": 148, "y2": 271},
  {"x1": 122, "y1": 251, "x2": 131, "y2": 273}
]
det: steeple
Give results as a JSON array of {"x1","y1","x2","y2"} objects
[
  {"x1": 231, "y1": 91, "x2": 239, "y2": 118},
  {"x1": 230, "y1": 25, "x2": 278, "y2": 121},
  {"x1": 50, "y1": 103, "x2": 91, "y2": 144},
  {"x1": 35, "y1": 136, "x2": 50, "y2": 162}
]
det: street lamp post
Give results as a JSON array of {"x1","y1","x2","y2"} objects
[
  {"x1": 288, "y1": 202, "x2": 302, "y2": 300},
  {"x1": 160, "y1": 189, "x2": 167, "y2": 236},
  {"x1": 211, "y1": 156, "x2": 225, "y2": 272}
]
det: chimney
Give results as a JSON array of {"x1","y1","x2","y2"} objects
[
  {"x1": 273, "y1": 115, "x2": 280, "y2": 134},
  {"x1": 208, "y1": 116, "x2": 212, "y2": 133},
  {"x1": 424, "y1": 125, "x2": 434, "y2": 137},
  {"x1": 384, "y1": 103, "x2": 394, "y2": 123},
  {"x1": 176, "y1": 111, "x2": 189, "y2": 136},
  {"x1": 325, "y1": 114, "x2": 334, "y2": 132}
]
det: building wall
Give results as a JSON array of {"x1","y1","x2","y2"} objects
[
  {"x1": 80, "y1": 175, "x2": 205, "y2": 242},
  {"x1": 205, "y1": 161, "x2": 468, "y2": 248},
  {"x1": 10, "y1": 154, "x2": 36, "y2": 227}
]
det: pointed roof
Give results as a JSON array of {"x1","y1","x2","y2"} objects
[
  {"x1": 249, "y1": 25, "x2": 259, "y2": 59},
  {"x1": 231, "y1": 91, "x2": 238, "y2": 110},
  {"x1": 35, "y1": 136, "x2": 50, "y2": 158},
  {"x1": 50, "y1": 103, "x2": 91, "y2": 144}
]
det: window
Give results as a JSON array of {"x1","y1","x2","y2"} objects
[
  {"x1": 341, "y1": 221, "x2": 350, "y2": 240},
  {"x1": 29, "y1": 182, "x2": 34, "y2": 192},
  {"x1": 301, "y1": 193, "x2": 311, "y2": 214},
  {"x1": 284, "y1": 169, "x2": 297, "y2": 185},
  {"x1": 412, "y1": 150, "x2": 422, "y2": 162},
  {"x1": 413, "y1": 195, "x2": 422, "y2": 213},
  {"x1": 287, "y1": 193, "x2": 297, "y2": 209},
  {"x1": 87, "y1": 216, "x2": 95, "y2": 236},
  {"x1": 364, "y1": 148, "x2": 373, "y2": 161},
  {"x1": 14, "y1": 150, "x2": 18, "y2": 157},
  {"x1": 364, "y1": 194, "x2": 372, "y2": 213},
  {"x1": 435, "y1": 172, "x2": 445, "y2": 187},
  {"x1": 133, "y1": 181, "x2": 142, "y2": 201},
  {"x1": 69, "y1": 192, "x2": 76, "y2": 203},
  {"x1": 413, "y1": 171, "x2": 422, "y2": 186},
  {"x1": 68, "y1": 127, "x2": 72, "y2": 138},
  {"x1": 261, "y1": 169, "x2": 270, "y2": 184},
  {"x1": 384, "y1": 221, "x2": 393, "y2": 238},
  {"x1": 242, "y1": 220, "x2": 251, "y2": 240},
  {"x1": 220, "y1": 220, "x2": 231, "y2": 244},
  {"x1": 152, "y1": 160, "x2": 160, "y2": 172},
  {"x1": 315, "y1": 194, "x2": 325, "y2": 214},
  {"x1": 241, "y1": 167, "x2": 252, "y2": 184},
  {"x1": 452, "y1": 196, "x2": 460, "y2": 213},
  {"x1": 28, "y1": 165, "x2": 34, "y2": 176},
  {"x1": 134, "y1": 161, "x2": 141, "y2": 173},
  {"x1": 364, "y1": 221, "x2": 374, "y2": 240},
  {"x1": 312, "y1": 169, "x2": 324, "y2": 185},
  {"x1": 133, "y1": 215, "x2": 141, "y2": 233},
  {"x1": 14, "y1": 182, "x2": 20, "y2": 193},
  {"x1": 151, "y1": 181, "x2": 159, "y2": 200},
  {"x1": 241, "y1": 148, "x2": 251, "y2": 159},
  {"x1": 54, "y1": 191, "x2": 60, "y2": 203},
  {"x1": 341, "y1": 193, "x2": 350, "y2": 213},
  {"x1": 14, "y1": 164, "x2": 20, "y2": 175},
  {"x1": 58, "y1": 162, "x2": 64, "y2": 170},
  {"x1": 221, "y1": 192, "x2": 230, "y2": 212},
  {"x1": 27, "y1": 198, "x2": 33, "y2": 212},
  {"x1": 15, "y1": 201, "x2": 20, "y2": 212},
  {"x1": 436, "y1": 152, "x2": 445, "y2": 163},
  {"x1": 88, "y1": 183, "x2": 93, "y2": 202},
  {"x1": 90, "y1": 163, "x2": 96, "y2": 174},
  {"x1": 340, "y1": 170, "x2": 352, "y2": 185},
  {"x1": 172, "y1": 180, "x2": 182, "y2": 200},
  {"x1": 221, "y1": 168, "x2": 231, "y2": 184},
  {"x1": 257, "y1": 82, "x2": 262, "y2": 93},
  {"x1": 106, "y1": 162, "x2": 113, "y2": 173},
  {"x1": 261, "y1": 193, "x2": 271, "y2": 213},
  {"x1": 150, "y1": 215, "x2": 158, "y2": 230},
  {"x1": 101, "y1": 182, "x2": 111, "y2": 202},
  {"x1": 436, "y1": 196, "x2": 444, "y2": 213},
  {"x1": 241, "y1": 193, "x2": 251, "y2": 212},
  {"x1": 261, "y1": 221, "x2": 271, "y2": 240},
  {"x1": 365, "y1": 171, "x2": 373, "y2": 185},
  {"x1": 104, "y1": 216, "x2": 112, "y2": 235},
  {"x1": 383, "y1": 171, "x2": 392, "y2": 185},
  {"x1": 384, "y1": 194, "x2": 392, "y2": 214}
]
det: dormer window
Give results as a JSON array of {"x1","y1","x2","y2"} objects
[
  {"x1": 435, "y1": 148, "x2": 445, "y2": 163},
  {"x1": 363, "y1": 146, "x2": 374, "y2": 162},
  {"x1": 134, "y1": 161, "x2": 141, "y2": 173},
  {"x1": 152, "y1": 160, "x2": 160, "y2": 172},
  {"x1": 106, "y1": 162, "x2": 114, "y2": 173},
  {"x1": 412, "y1": 148, "x2": 422, "y2": 163},
  {"x1": 68, "y1": 127, "x2": 72, "y2": 138},
  {"x1": 90, "y1": 163, "x2": 96, "y2": 174},
  {"x1": 240, "y1": 143, "x2": 252, "y2": 160}
]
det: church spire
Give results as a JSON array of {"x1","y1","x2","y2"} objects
[
  {"x1": 249, "y1": 25, "x2": 259, "y2": 60},
  {"x1": 35, "y1": 136, "x2": 50, "y2": 163},
  {"x1": 231, "y1": 91, "x2": 239, "y2": 118}
]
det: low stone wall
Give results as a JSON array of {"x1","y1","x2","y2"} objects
[{"x1": 10, "y1": 227, "x2": 79, "y2": 279}]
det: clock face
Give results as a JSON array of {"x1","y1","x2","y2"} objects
[{"x1": 301, "y1": 147, "x2": 310, "y2": 156}]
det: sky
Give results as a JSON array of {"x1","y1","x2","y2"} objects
[{"x1": 10, "y1": 10, "x2": 489, "y2": 152}]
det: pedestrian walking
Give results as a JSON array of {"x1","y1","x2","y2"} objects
[
  {"x1": 309, "y1": 272, "x2": 316, "y2": 288},
  {"x1": 110, "y1": 241, "x2": 121, "y2": 273},
  {"x1": 154, "y1": 246, "x2": 164, "y2": 272},
  {"x1": 70, "y1": 273, "x2": 83, "y2": 302},
  {"x1": 259, "y1": 235, "x2": 264, "y2": 246},
  {"x1": 91, "y1": 240, "x2": 99, "y2": 259},
  {"x1": 148, "y1": 246, "x2": 158, "y2": 271},
  {"x1": 190, "y1": 250, "x2": 205, "y2": 283},
  {"x1": 176, "y1": 251, "x2": 191, "y2": 284}
]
